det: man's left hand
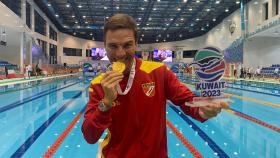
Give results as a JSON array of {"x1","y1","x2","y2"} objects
[{"x1": 198, "y1": 101, "x2": 230, "y2": 119}]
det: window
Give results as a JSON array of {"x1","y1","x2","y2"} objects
[
  {"x1": 263, "y1": 2, "x2": 269, "y2": 20},
  {"x1": 49, "y1": 26, "x2": 57, "y2": 41},
  {"x1": 35, "y1": 10, "x2": 46, "y2": 35},
  {"x1": 183, "y1": 50, "x2": 197, "y2": 58},
  {"x1": 26, "y1": 2, "x2": 31, "y2": 29},
  {"x1": 273, "y1": 0, "x2": 279, "y2": 16},
  {"x1": 49, "y1": 44, "x2": 57, "y2": 64},
  {"x1": 37, "y1": 39, "x2": 47, "y2": 55},
  {"x1": 86, "y1": 49, "x2": 92, "y2": 57},
  {"x1": 0, "y1": 0, "x2": 21, "y2": 17},
  {"x1": 63, "y1": 47, "x2": 82, "y2": 56}
]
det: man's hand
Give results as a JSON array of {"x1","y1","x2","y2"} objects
[
  {"x1": 198, "y1": 101, "x2": 230, "y2": 119},
  {"x1": 100, "y1": 71, "x2": 123, "y2": 108}
]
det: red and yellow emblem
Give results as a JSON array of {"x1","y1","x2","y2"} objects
[{"x1": 141, "y1": 82, "x2": 155, "y2": 97}]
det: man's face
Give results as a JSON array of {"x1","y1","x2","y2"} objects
[{"x1": 105, "y1": 29, "x2": 137, "y2": 75}]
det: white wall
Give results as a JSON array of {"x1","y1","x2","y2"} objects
[
  {"x1": 58, "y1": 33, "x2": 104, "y2": 64},
  {"x1": 244, "y1": 36, "x2": 280, "y2": 68}
]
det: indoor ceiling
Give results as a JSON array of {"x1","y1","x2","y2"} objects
[{"x1": 35, "y1": 0, "x2": 251, "y2": 44}]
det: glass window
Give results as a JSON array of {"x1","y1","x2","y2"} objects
[
  {"x1": 26, "y1": 2, "x2": 31, "y2": 29},
  {"x1": 0, "y1": 0, "x2": 21, "y2": 17},
  {"x1": 63, "y1": 47, "x2": 82, "y2": 56},
  {"x1": 35, "y1": 10, "x2": 46, "y2": 35}
]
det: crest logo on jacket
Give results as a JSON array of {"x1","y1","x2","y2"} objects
[{"x1": 141, "y1": 82, "x2": 155, "y2": 97}]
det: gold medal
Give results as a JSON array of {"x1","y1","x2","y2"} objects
[{"x1": 112, "y1": 61, "x2": 126, "y2": 73}]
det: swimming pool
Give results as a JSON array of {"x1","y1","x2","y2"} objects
[{"x1": 0, "y1": 75, "x2": 279, "y2": 158}]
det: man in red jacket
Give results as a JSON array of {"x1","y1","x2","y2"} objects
[{"x1": 82, "y1": 14, "x2": 229, "y2": 158}]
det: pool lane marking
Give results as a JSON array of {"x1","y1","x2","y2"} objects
[
  {"x1": 183, "y1": 83, "x2": 280, "y2": 108},
  {"x1": 0, "y1": 76, "x2": 77, "y2": 95},
  {"x1": 0, "y1": 74, "x2": 77, "y2": 87},
  {"x1": 226, "y1": 85, "x2": 280, "y2": 97},
  {"x1": 10, "y1": 89, "x2": 85, "y2": 158},
  {"x1": 43, "y1": 106, "x2": 86, "y2": 158},
  {"x1": 170, "y1": 105, "x2": 230, "y2": 158},
  {"x1": 225, "y1": 109, "x2": 280, "y2": 133},
  {"x1": 0, "y1": 81, "x2": 80, "y2": 113},
  {"x1": 166, "y1": 120, "x2": 204, "y2": 158}
]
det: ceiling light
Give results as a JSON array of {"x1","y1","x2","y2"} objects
[
  {"x1": 170, "y1": 18, "x2": 173, "y2": 21},
  {"x1": 47, "y1": 3, "x2": 51, "y2": 7},
  {"x1": 189, "y1": 8, "x2": 192, "y2": 11},
  {"x1": 138, "y1": 18, "x2": 141, "y2": 20},
  {"x1": 83, "y1": 15, "x2": 86, "y2": 18},
  {"x1": 78, "y1": 5, "x2": 82, "y2": 8},
  {"x1": 236, "y1": 1, "x2": 240, "y2": 4},
  {"x1": 157, "y1": 0, "x2": 160, "y2": 1},
  {"x1": 176, "y1": 23, "x2": 179, "y2": 26},
  {"x1": 156, "y1": 39, "x2": 159, "y2": 42},
  {"x1": 163, "y1": 39, "x2": 166, "y2": 42},
  {"x1": 166, "y1": 23, "x2": 169, "y2": 26},
  {"x1": 179, "y1": 34, "x2": 182, "y2": 37},
  {"x1": 72, "y1": 15, "x2": 75, "y2": 18},
  {"x1": 225, "y1": 8, "x2": 229, "y2": 12},
  {"x1": 116, "y1": 6, "x2": 119, "y2": 9},
  {"x1": 196, "y1": 18, "x2": 200, "y2": 21},
  {"x1": 55, "y1": 14, "x2": 59, "y2": 17},
  {"x1": 85, "y1": 21, "x2": 88, "y2": 24},
  {"x1": 215, "y1": 1, "x2": 220, "y2": 4},
  {"x1": 183, "y1": 0, "x2": 187, "y2": 2},
  {"x1": 144, "y1": 0, "x2": 148, "y2": 2},
  {"x1": 254, "y1": 2, "x2": 258, "y2": 5},
  {"x1": 206, "y1": 9, "x2": 210, "y2": 12},
  {"x1": 142, "y1": 34, "x2": 144, "y2": 37},
  {"x1": 146, "y1": 23, "x2": 149, "y2": 26},
  {"x1": 153, "y1": 8, "x2": 157, "y2": 10},
  {"x1": 141, "y1": 7, "x2": 144, "y2": 10},
  {"x1": 177, "y1": 8, "x2": 181, "y2": 11},
  {"x1": 104, "y1": 7, "x2": 107, "y2": 9},
  {"x1": 140, "y1": 38, "x2": 143, "y2": 41},
  {"x1": 73, "y1": 32, "x2": 76, "y2": 35},
  {"x1": 90, "y1": 33, "x2": 93, "y2": 35},
  {"x1": 77, "y1": 26, "x2": 80, "y2": 28},
  {"x1": 149, "y1": 18, "x2": 152, "y2": 20},
  {"x1": 66, "y1": 4, "x2": 70, "y2": 7},
  {"x1": 181, "y1": 18, "x2": 184, "y2": 21},
  {"x1": 190, "y1": 23, "x2": 194, "y2": 26},
  {"x1": 75, "y1": 21, "x2": 78, "y2": 24},
  {"x1": 87, "y1": 26, "x2": 90, "y2": 28},
  {"x1": 106, "y1": 16, "x2": 109, "y2": 19},
  {"x1": 213, "y1": 18, "x2": 216, "y2": 21},
  {"x1": 206, "y1": 23, "x2": 209, "y2": 27},
  {"x1": 137, "y1": 23, "x2": 139, "y2": 26},
  {"x1": 196, "y1": 0, "x2": 200, "y2": 3}
]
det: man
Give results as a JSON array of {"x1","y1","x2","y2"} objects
[{"x1": 82, "y1": 14, "x2": 229, "y2": 158}]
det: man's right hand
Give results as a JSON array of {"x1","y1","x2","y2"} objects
[{"x1": 100, "y1": 71, "x2": 124, "y2": 108}]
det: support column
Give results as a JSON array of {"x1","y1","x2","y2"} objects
[
  {"x1": 19, "y1": 32, "x2": 24, "y2": 73},
  {"x1": 240, "y1": 0, "x2": 246, "y2": 38},
  {"x1": 21, "y1": 0, "x2": 26, "y2": 24},
  {"x1": 30, "y1": 1, "x2": 35, "y2": 32}
]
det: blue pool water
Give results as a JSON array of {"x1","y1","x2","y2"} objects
[{"x1": 0, "y1": 76, "x2": 279, "y2": 158}]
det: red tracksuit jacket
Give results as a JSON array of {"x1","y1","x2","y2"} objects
[{"x1": 82, "y1": 58, "x2": 206, "y2": 158}]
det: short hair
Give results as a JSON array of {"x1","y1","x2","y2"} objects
[{"x1": 104, "y1": 14, "x2": 138, "y2": 43}]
